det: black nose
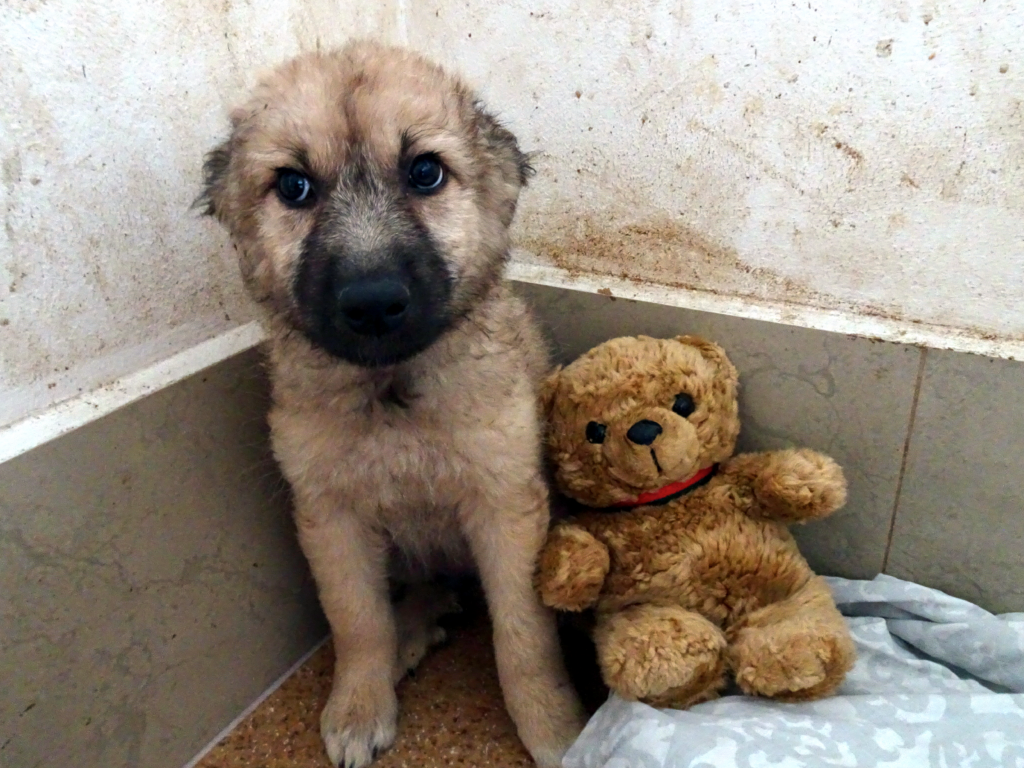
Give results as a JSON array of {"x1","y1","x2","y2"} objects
[
  {"x1": 335, "y1": 277, "x2": 410, "y2": 336},
  {"x1": 626, "y1": 419, "x2": 663, "y2": 446}
]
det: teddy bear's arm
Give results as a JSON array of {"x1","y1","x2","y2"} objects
[
  {"x1": 723, "y1": 448, "x2": 848, "y2": 523},
  {"x1": 535, "y1": 523, "x2": 611, "y2": 612}
]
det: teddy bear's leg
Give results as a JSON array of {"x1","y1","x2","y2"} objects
[
  {"x1": 594, "y1": 604, "x2": 727, "y2": 709},
  {"x1": 726, "y1": 576, "x2": 855, "y2": 701}
]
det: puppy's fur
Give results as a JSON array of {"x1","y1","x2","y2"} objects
[{"x1": 200, "y1": 41, "x2": 585, "y2": 767}]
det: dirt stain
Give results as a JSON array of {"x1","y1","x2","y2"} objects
[
  {"x1": 2, "y1": 152, "x2": 22, "y2": 187},
  {"x1": 518, "y1": 215, "x2": 831, "y2": 310},
  {"x1": 517, "y1": 215, "x2": 1024, "y2": 356},
  {"x1": 833, "y1": 141, "x2": 864, "y2": 163},
  {"x1": 888, "y1": 212, "x2": 908, "y2": 233},
  {"x1": 687, "y1": 118, "x2": 809, "y2": 195}
]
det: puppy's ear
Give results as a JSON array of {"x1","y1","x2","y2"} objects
[
  {"x1": 194, "y1": 103, "x2": 254, "y2": 217},
  {"x1": 194, "y1": 138, "x2": 232, "y2": 218},
  {"x1": 472, "y1": 101, "x2": 534, "y2": 187}
]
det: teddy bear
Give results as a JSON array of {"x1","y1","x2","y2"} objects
[{"x1": 536, "y1": 334, "x2": 855, "y2": 709}]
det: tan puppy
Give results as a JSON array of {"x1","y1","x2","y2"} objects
[{"x1": 199, "y1": 41, "x2": 585, "y2": 768}]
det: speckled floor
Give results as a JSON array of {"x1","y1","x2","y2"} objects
[
  {"x1": 193, "y1": 579, "x2": 608, "y2": 768},
  {"x1": 194, "y1": 609, "x2": 536, "y2": 768}
]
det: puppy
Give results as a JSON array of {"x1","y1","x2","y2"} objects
[{"x1": 199, "y1": 41, "x2": 585, "y2": 768}]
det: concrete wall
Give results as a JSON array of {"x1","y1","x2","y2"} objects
[
  {"x1": 406, "y1": 0, "x2": 1024, "y2": 358},
  {"x1": 5, "y1": 0, "x2": 1023, "y2": 440},
  {"x1": 0, "y1": 0, "x2": 394, "y2": 430}
]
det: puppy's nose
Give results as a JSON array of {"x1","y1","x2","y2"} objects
[
  {"x1": 626, "y1": 419, "x2": 663, "y2": 446},
  {"x1": 335, "y1": 277, "x2": 410, "y2": 336}
]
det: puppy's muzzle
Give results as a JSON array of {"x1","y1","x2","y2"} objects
[{"x1": 336, "y1": 276, "x2": 411, "y2": 336}]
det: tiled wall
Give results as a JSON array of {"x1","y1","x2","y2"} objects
[
  {"x1": 519, "y1": 283, "x2": 1024, "y2": 614},
  {"x1": 0, "y1": 350, "x2": 326, "y2": 768},
  {"x1": 885, "y1": 351, "x2": 1024, "y2": 613}
]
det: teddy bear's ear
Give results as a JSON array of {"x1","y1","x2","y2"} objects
[
  {"x1": 538, "y1": 366, "x2": 563, "y2": 421},
  {"x1": 675, "y1": 335, "x2": 739, "y2": 383}
]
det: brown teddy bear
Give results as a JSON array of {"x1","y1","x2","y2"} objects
[{"x1": 536, "y1": 334, "x2": 855, "y2": 709}]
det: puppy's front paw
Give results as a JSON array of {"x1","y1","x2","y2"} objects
[
  {"x1": 517, "y1": 680, "x2": 588, "y2": 768},
  {"x1": 320, "y1": 677, "x2": 397, "y2": 768}
]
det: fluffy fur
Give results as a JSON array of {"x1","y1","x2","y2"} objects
[
  {"x1": 535, "y1": 335, "x2": 855, "y2": 708},
  {"x1": 201, "y1": 40, "x2": 584, "y2": 768}
]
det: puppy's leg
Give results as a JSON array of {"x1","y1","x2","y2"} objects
[
  {"x1": 296, "y1": 506, "x2": 397, "y2": 768},
  {"x1": 391, "y1": 582, "x2": 461, "y2": 684},
  {"x1": 462, "y1": 477, "x2": 587, "y2": 768}
]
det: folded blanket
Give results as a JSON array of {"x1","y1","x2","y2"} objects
[{"x1": 564, "y1": 574, "x2": 1024, "y2": 768}]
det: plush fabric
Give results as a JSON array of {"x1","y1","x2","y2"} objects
[{"x1": 535, "y1": 335, "x2": 854, "y2": 707}]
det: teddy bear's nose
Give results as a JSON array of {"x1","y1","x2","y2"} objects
[{"x1": 626, "y1": 419, "x2": 663, "y2": 446}]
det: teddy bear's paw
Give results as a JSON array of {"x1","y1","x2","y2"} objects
[
  {"x1": 595, "y1": 604, "x2": 727, "y2": 706},
  {"x1": 391, "y1": 582, "x2": 461, "y2": 684},
  {"x1": 536, "y1": 526, "x2": 610, "y2": 612},
  {"x1": 754, "y1": 448, "x2": 848, "y2": 522},
  {"x1": 730, "y1": 625, "x2": 854, "y2": 701}
]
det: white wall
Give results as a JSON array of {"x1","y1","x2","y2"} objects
[
  {"x1": 404, "y1": 0, "x2": 1024, "y2": 356},
  {"x1": 0, "y1": 0, "x2": 394, "y2": 430},
  {"x1": 3, "y1": 0, "x2": 1022, "y2": 449}
]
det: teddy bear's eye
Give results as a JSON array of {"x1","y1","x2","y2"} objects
[
  {"x1": 585, "y1": 421, "x2": 607, "y2": 444},
  {"x1": 673, "y1": 393, "x2": 696, "y2": 418}
]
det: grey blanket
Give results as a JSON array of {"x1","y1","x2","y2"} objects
[{"x1": 564, "y1": 575, "x2": 1024, "y2": 767}]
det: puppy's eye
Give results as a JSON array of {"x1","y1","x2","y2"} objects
[
  {"x1": 276, "y1": 170, "x2": 313, "y2": 206},
  {"x1": 408, "y1": 154, "x2": 445, "y2": 192},
  {"x1": 672, "y1": 393, "x2": 696, "y2": 418},
  {"x1": 586, "y1": 421, "x2": 607, "y2": 444}
]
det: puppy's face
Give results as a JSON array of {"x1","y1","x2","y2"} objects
[{"x1": 201, "y1": 42, "x2": 531, "y2": 367}]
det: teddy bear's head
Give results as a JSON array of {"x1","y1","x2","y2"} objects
[{"x1": 540, "y1": 335, "x2": 741, "y2": 508}]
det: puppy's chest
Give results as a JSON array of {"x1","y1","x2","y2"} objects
[{"x1": 274, "y1": 385, "x2": 470, "y2": 495}]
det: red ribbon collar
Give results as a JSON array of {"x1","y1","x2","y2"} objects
[{"x1": 610, "y1": 464, "x2": 718, "y2": 509}]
